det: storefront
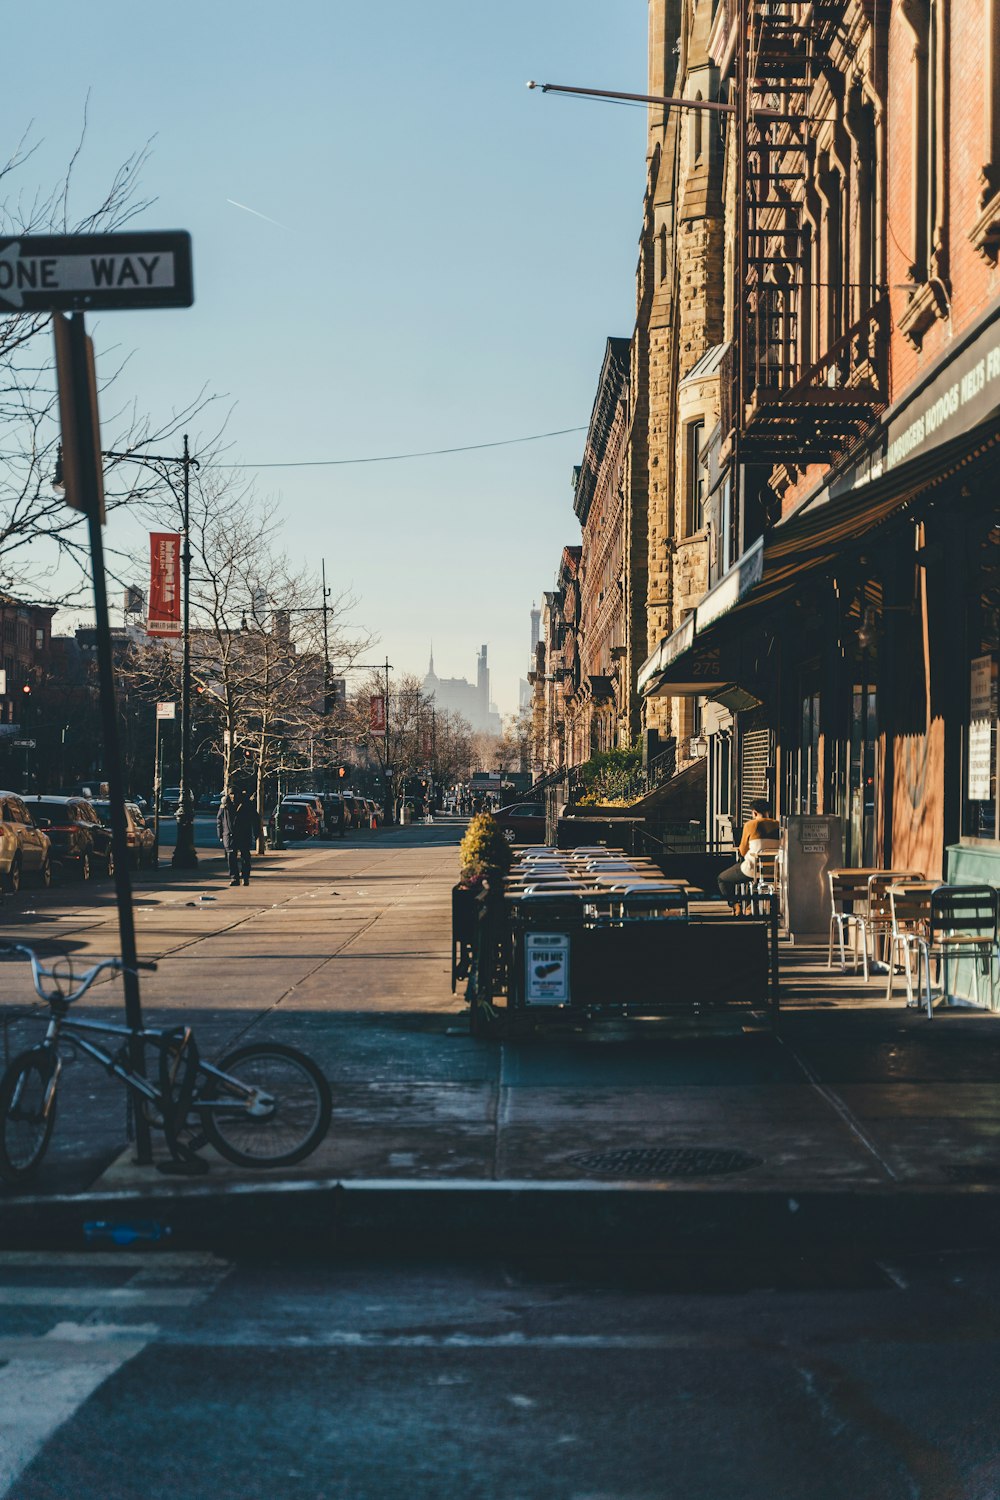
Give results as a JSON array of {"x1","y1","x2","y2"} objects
[{"x1": 640, "y1": 326, "x2": 1000, "y2": 882}]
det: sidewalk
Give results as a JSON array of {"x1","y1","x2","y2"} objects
[{"x1": 2, "y1": 824, "x2": 1000, "y2": 1255}]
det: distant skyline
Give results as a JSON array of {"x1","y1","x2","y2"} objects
[{"x1": 2, "y1": 2, "x2": 647, "y2": 716}]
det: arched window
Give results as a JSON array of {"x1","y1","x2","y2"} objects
[{"x1": 658, "y1": 224, "x2": 669, "y2": 283}]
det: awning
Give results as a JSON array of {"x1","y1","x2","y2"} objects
[{"x1": 639, "y1": 406, "x2": 1000, "y2": 699}]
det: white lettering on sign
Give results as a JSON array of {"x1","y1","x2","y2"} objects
[{"x1": 0, "y1": 242, "x2": 176, "y2": 309}]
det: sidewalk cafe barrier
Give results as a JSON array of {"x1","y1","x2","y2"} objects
[{"x1": 456, "y1": 857, "x2": 780, "y2": 1036}]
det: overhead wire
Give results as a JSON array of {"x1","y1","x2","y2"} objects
[{"x1": 212, "y1": 424, "x2": 589, "y2": 470}]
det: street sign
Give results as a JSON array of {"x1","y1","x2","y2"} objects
[
  {"x1": 52, "y1": 312, "x2": 106, "y2": 523},
  {"x1": 156, "y1": 702, "x2": 177, "y2": 720},
  {"x1": 0, "y1": 231, "x2": 193, "y2": 313},
  {"x1": 12, "y1": 738, "x2": 35, "y2": 749}
]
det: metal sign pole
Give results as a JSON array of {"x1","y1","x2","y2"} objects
[{"x1": 55, "y1": 310, "x2": 152, "y2": 1164}]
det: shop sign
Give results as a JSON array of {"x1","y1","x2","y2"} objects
[
  {"x1": 860, "y1": 311, "x2": 1000, "y2": 491},
  {"x1": 524, "y1": 932, "x2": 570, "y2": 1006},
  {"x1": 968, "y1": 654, "x2": 996, "y2": 801}
]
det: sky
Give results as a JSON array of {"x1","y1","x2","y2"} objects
[{"x1": 3, "y1": 1, "x2": 647, "y2": 718}]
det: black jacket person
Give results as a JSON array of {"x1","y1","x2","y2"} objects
[{"x1": 217, "y1": 788, "x2": 262, "y2": 886}]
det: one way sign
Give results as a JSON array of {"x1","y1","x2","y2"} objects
[{"x1": 0, "y1": 230, "x2": 193, "y2": 313}]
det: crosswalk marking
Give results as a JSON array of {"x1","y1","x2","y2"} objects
[{"x1": 0, "y1": 1253, "x2": 229, "y2": 1499}]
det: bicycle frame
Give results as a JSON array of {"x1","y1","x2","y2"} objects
[{"x1": 17, "y1": 1013, "x2": 277, "y2": 1121}]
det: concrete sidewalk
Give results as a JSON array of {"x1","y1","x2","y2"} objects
[{"x1": 2, "y1": 822, "x2": 1000, "y2": 1253}]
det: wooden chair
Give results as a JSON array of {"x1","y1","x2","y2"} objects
[
  {"x1": 885, "y1": 884, "x2": 933, "y2": 1006},
  {"x1": 858, "y1": 870, "x2": 925, "y2": 981},
  {"x1": 827, "y1": 871, "x2": 871, "y2": 972}
]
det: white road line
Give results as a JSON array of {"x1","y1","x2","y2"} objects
[
  {"x1": 0, "y1": 1255, "x2": 230, "y2": 1497},
  {"x1": 0, "y1": 1329, "x2": 155, "y2": 1497},
  {"x1": 0, "y1": 1287, "x2": 206, "y2": 1307}
]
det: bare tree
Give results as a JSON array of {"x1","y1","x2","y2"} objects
[
  {"x1": 0, "y1": 111, "x2": 216, "y2": 599},
  {"x1": 124, "y1": 463, "x2": 371, "y2": 841}
]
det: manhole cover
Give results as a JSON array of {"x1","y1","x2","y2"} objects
[
  {"x1": 566, "y1": 1146, "x2": 762, "y2": 1178},
  {"x1": 943, "y1": 1163, "x2": 1000, "y2": 1185}
]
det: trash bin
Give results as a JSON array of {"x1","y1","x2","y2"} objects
[{"x1": 779, "y1": 815, "x2": 844, "y2": 939}]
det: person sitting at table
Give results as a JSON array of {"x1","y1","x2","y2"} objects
[{"x1": 718, "y1": 798, "x2": 781, "y2": 913}]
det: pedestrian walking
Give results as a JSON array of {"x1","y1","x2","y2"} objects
[{"x1": 217, "y1": 785, "x2": 262, "y2": 886}]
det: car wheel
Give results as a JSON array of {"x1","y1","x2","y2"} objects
[
  {"x1": 79, "y1": 852, "x2": 91, "y2": 882},
  {"x1": 502, "y1": 827, "x2": 516, "y2": 843},
  {"x1": 105, "y1": 849, "x2": 115, "y2": 879},
  {"x1": 6, "y1": 856, "x2": 21, "y2": 894},
  {"x1": 36, "y1": 858, "x2": 51, "y2": 890}
]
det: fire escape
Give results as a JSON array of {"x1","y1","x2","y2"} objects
[{"x1": 730, "y1": 0, "x2": 888, "y2": 466}]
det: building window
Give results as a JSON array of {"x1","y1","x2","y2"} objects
[
  {"x1": 963, "y1": 524, "x2": 1000, "y2": 842},
  {"x1": 686, "y1": 419, "x2": 706, "y2": 534},
  {"x1": 658, "y1": 224, "x2": 669, "y2": 283},
  {"x1": 34, "y1": 628, "x2": 43, "y2": 651}
]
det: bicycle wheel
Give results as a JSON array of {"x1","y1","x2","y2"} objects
[
  {"x1": 0, "y1": 1050, "x2": 57, "y2": 1184},
  {"x1": 201, "y1": 1043, "x2": 331, "y2": 1168}
]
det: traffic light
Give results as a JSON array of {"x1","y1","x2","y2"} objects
[
  {"x1": 338, "y1": 765, "x2": 347, "y2": 779},
  {"x1": 21, "y1": 684, "x2": 30, "y2": 695}
]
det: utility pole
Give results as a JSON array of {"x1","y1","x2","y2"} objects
[
  {"x1": 100, "y1": 437, "x2": 200, "y2": 867},
  {"x1": 173, "y1": 434, "x2": 198, "y2": 867},
  {"x1": 383, "y1": 657, "x2": 392, "y2": 824},
  {"x1": 321, "y1": 560, "x2": 331, "y2": 791}
]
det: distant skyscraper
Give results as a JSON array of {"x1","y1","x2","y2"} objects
[
  {"x1": 530, "y1": 602, "x2": 541, "y2": 654},
  {"x1": 423, "y1": 645, "x2": 500, "y2": 733}
]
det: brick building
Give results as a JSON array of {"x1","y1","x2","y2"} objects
[{"x1": 637, "y1": 0, "x2": 1000, "y2": 884}]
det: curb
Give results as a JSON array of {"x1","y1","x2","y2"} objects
[{"x1": 3, "y1": 1178, "x2": 1000, "y2": 1257}]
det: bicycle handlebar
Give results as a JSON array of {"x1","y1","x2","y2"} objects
[{"x1": 0, "y1": 943, "x2": 157, "y2": 1005}]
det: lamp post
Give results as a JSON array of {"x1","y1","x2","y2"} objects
[{"x1": 99, "y1": 438, "x2": 200, "y2": 868}]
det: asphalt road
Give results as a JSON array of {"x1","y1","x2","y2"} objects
[{"x1": 1, "y1": 1248, "x2": 998, "y2": 1499}]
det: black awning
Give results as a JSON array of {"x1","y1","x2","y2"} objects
[{"x1": 639, "y1": 407, "x2": 1000, "y2": 699}]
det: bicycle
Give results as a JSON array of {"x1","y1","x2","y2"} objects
[{"x1": 0, "y1": 943, "x2": 332, "y2": 1184}]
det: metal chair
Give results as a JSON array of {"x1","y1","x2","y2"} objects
[
  {"x1": 827, "y1": 871, "x2": 870, "y2": 972},
  {"x1": 885, "y1": 884, "x2": 931, "y2": 1006},
  {"x1": 858, "y1": 870, "x2": 925, "y2": 981},
  {"x1": 916, "y1": 885, "x2": 1000, "y2": 1017}
]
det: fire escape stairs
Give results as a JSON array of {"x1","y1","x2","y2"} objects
[{"x1": 731, "y1": 0, "x2": 885, "y2": 466}]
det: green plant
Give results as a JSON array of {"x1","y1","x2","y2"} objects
[
  {"x1": 459, "y1": 812, "x2": 512, "y2": 881},
  {"x1": 578, "y1": 745, "x2": 643, "y2": 804}
]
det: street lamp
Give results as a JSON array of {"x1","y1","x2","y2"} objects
[{"x1": 53, "y1": 436, "x2": 201, "y2": 865}]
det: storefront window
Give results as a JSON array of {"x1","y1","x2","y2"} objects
[{"x1": 963, "y1": 528, "x2": 1000, "y2": 841}]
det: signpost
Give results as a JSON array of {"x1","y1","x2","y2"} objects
[
  {"x1": 0, "y1": 231, "x2": 193, "y2": 314},
  {"x1": 8, "y1": 229, "x2": 197, "y2": 1167}
]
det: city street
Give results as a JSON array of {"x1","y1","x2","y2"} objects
[
  {"x1": 1, "y1": 1247, "x2": 999, "y2": 1499},
  {"x1": 1, "y1": 825, "x2": 1000, "y2": 1494}
]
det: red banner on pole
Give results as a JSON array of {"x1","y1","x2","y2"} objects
[
  {"x1": 369, "y1": 695, "x2": 386, "y2": 734},
  {"x1": 148, "y1": 532, "x2": 181, "y2": 637}
]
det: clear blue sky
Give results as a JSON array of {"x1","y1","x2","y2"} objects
[{"x1": 4, "y1": 1, "x2": 646, "y2": 717}]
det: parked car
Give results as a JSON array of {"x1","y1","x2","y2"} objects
[
  {"x1": 91, "y1": 799, "x2": 156, "y2": 870},
  {"x1": 364, "y1": 798, "x2": 382, "y2": 828},
  {"x1": 0, "y1": 793, "x2": 52, "y2": 890},
  {"x1": 277, "y1": 797, "x2": 322, "y2": 840},
  {"x1": 26, "y1": 795, "x2": 113, "y2": 881},
  {"x1": 12, "y1": 796, "x2": 92, "y2": 887},
  {"x1": 492, "y1": 801, "x2": 547, "y2": 844},
  {"x1": 159, "y1": 785, "x2": 182, "y2": 814},
  {"x1": 344, "y1": 794, "x2": 369, "y2": 830}
]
